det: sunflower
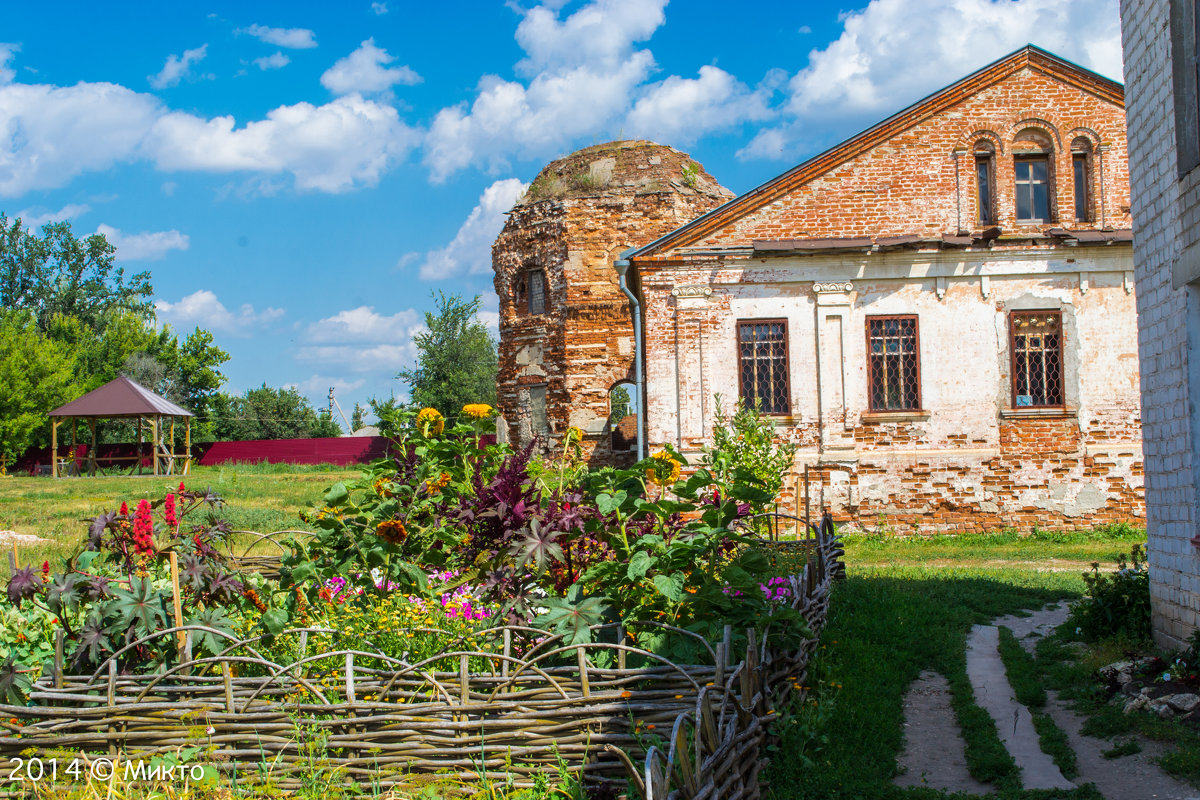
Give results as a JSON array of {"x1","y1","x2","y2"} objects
[
  {"x1": 461, "y1": 403, "x2": 494, "y2": 419},
  {"x1": 376, "y1": 519, "x2": 408, "y2": 545},
  {"x1": 373, "y1": 478, "x2": 396, "y2": 498},
  {"x1": 645, "y1": 450, "x2": 682, "y2": 486},
  {"x1": 415, "y1": 407, "x2": 445, "y2": 436},
  {"x1": 565, "y1": 426, "x2": 584, "y2": 444}
]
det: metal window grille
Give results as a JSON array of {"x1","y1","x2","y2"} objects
[
  {"x1": 1073, "y1": 154, "x2": 1090, "y2": 222},
  {"x1": 976, "y1": 156, "x2": 993, "y2": 224},
  {"x1": 1010, "y1": 310, "x2": 1064, "y2": 408},
  {"x1": 737, "y1": 320, "x2": 790, "y2": 415},
  {"x1": 1015, "y1": 156, "x2": 1050, "y2": 221},
  {"x1": 866, "y1": 316, "x2": 921, "y2": 410},
  {"x1": 527, "y1": 270, "x2": 546, "y2": 315}
]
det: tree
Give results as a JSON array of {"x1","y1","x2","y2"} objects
[
  {"x1": 0, "y1": 313, "x2": 80, "y2": 463},
  {"x1": 350, "y1": 403, "x2": 366, "y2": 432},
  {"x1": 0, "y1": 215, "x2": 153, "y2": 334},
  {"x1": 398, "y1": 292, "x2": 498, "y2": 419},
  {"x1": 209, "y1": 385, "x2": 342, "y2": 441}
]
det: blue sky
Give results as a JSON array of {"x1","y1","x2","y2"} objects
[{"x1": 0, "y1": 0, "x2": 1122, "y2": 422}]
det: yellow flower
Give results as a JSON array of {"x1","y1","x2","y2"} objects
[
  {"x1": 645, "y1": 450, "x2": 682, "y2": 486},
  {"x1": 565, "y1": 426, "x2": 584, "y2": 445},
  {"x1": 416, "y1": 407, "x2": 445, "y2": 436},
  {"x1": 462, "y1": 403, "x2": 494, "y2": 420}
]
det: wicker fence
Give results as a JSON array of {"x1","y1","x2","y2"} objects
[{"x1": 0, "y1": 521, "x2": 842, "y2": 798}]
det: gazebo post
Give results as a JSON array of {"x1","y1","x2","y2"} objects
[
  {"x1": 169, "y1": 417, "x2": 176, "y2": 475},
  {"x1": 184, "y1": 417, "x2": 191, "y2": 476},
  {"x1": 51, "y1": 419, "x2": 59, "y2": 479},
  {"x1": 152, "y1": 416, "x2": 160, "y2": 476},
  {"x1": 87, "y1": 418, "x2": 97, "y2": 477},
  {"x1": 136, "y1": 416, "x2": 142, "y2": 475},
  {"x1": 70, "y1": 422, "x2": 77, "y2": 475}
]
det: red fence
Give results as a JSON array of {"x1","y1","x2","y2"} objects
[
  {"x1": 15, "y1": 437, "x2": 392, "y2": 474},
  {"x1": 195, "y1": 436, "x2": 391, "y2": 466}
]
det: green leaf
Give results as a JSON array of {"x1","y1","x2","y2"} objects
[
  {"x1": 652, "y1": 573, "x2": 685, "y2": 602},
  {"x1": 289, "y1": 561, "x2": 316, "y2": 584},
  {"x1": 323, "y1": 482, "x2": 350, "y2": 506},
  {"x1": 627, "y1": 551, "x2": 655, "y2": 581},
  {"x1": 75, "y1": 551, "x2": 100, "y2": 572},
  {"x1": 595, "y1": 491, "x2": 627, "y2": 516},
  {"x1": 392, "y1": 561, "x2": 429, "y2": 591},
  {"x1": 261, "y1": 607, "x2": 289, "y2": 637},
  {"x1": 186, "y1": 607, "x2": 235, "y2": 657},
  {"x1": 541, "y1": 593, "x2": 610, "y2": 646},
  {"x1": 107, "y1": 576, "x2": 168, "y2": 638}
]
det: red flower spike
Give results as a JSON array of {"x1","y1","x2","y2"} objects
[
  {"x1": 119, "y1": 502, "x2": 129, "y2": 516},
  {"x1": 164, "y1": 493, "x2": 178, "y2": 527},
  {"x1": 178, "y1": 482, "x2": 185, "y2": 493}
]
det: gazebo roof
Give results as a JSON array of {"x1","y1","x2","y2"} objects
[{"x1": 49, "y1": 376, "x2": 193, "y2": 418}]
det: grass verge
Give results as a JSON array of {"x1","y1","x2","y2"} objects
[
  {"x1": 763, "y1": 564, "x2": 1093, "y2": 799},
  {"x1": 0, "y1": 464, "x2": 356, "y2": 576}
]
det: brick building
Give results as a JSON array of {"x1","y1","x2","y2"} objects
[
  {"x1": 495, "y1": 45, "x2": 1144, "y2": 534},
  {"x1": 492, "y1": 141, "x2": 731, "y2": 462},
  {"x1": 1121, "y1": 1, "x2": 1200, "y2": 647}
]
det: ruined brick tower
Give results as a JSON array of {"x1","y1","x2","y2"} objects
[{"x1": 493, "y1": 140, "x2": 732, "y2": 464}]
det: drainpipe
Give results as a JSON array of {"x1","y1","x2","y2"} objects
[{"x1": 614, "y1": 251, "x2": 645, "y2": 461}]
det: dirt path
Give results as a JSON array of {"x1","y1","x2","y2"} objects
[{"x1": 894, "y1": 602, "x2": 1200, "y2": 798}]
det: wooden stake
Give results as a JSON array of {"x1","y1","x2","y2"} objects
[
  {"x1": 184, "y1": 417, "x2": 192, "y2": 476},
  {"x1": 169, "y1": 552, "x2": 185, "y2": 662}
]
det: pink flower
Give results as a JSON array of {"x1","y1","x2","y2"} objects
[{"x1": 164, "y1": 493, "x2": 178, "y2": 528}]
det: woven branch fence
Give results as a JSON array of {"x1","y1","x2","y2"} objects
[{"x1": 0, "y1": 521, "x2": 843, "y2": 799}]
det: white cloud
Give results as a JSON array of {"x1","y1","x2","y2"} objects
[
  {"x1": 419, "y1": 178, "x2": 527, "y2": 280},
  {"x1": 299, "y1": 306, "x2": 426, "y2": 372},
  {"x1": 237, "y1": 24, "x2": 317, "y2": 49},
  {"x1": 155, "y1": 289, "x2": 285, "y2": 334},
  {"x1": 370, "y1": 2, "x2": 389, "y2": 14},
  {"x1": 423, "y1": 0, "x2": 665, "y2": 181},
  {"x1": 0, "y1": 80, "x2": 162, "y2": 196},
  {"x1": 750, "y1": 0, "x2": 1123, "y2": 159},
  {"x1": 626, "y1": 66, "x2": 780, "y2": 145},
  {"x1": 293, "y1": 374, "x2": 367, "y2": 396},
  {"x1": 96, "y1": 223, "x2": 189, "y2": 261},
  {"x1": 306, "y1": 306, "x2": 422, "y2": 344},
  {"x1": 320, "y1": 39, "x2": 421, "y2": 96},
  {"x1": 514, "y1": 0, "x2": 666, "y2": 76},
  {"x1": 253, "y1": 52, "x2": 290, "y2": 71},
  {"x1": 147, "y1": 94, "x2": 420, "y2": 192},
  {"x1": 477, "y1": 291, "x2": 500, "y2": 334},
  {"x1": 797, "y1": 25, "x2": 812, "y2": 34},
  {"x1": 14, "y1": 203, "x2": 90, "y2": 228},
  {"x1": 149, "y1": 45, "x2": 208, "y2": 89},
  {"x1": 0, "y1": 43, "x2": 18, "y2": 84}
]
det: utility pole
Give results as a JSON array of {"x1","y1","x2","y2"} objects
[{"x1": 327, "y1": 386, "x2": 353, "y2": 434}]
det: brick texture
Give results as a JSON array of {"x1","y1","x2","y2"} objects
[{"x1": 1122, "y1": 0, "x2": 1200, "y2": 648}]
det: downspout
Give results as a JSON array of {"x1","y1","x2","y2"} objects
[{"x1": 614, "y1": 250, "x2": 645, "y2": 461}]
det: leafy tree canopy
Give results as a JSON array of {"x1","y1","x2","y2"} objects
[
  {"x1": 0, "y1": 215, "x2": 153, "y2": 334},
  {"x1": 0, "y1": 312, "x2": 80, "y2": 462},
  {"x1": 398, "y1": 292, "x2": 498, "y2": 420},
  {"x1": 208, "y1": 385, "x2": 342, "y2": 442}
]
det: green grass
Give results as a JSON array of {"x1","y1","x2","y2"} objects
[
  {"x1": 0, "y1": 463, "x2": 356, "y2": 574},
  {"x1": 844, "y1": 525, "x2": 1145, "y2": 572},
  {"x1": 764, "y1": 564, "x2": 1091, "y2": 799}
]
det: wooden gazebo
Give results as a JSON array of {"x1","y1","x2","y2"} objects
[{"x1": 48, "y1": 376, "x2": 193, "y2": 478}]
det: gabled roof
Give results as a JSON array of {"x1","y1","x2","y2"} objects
[
  {"x1": 628, "y1": 45, "x2": 1124, "y2": 262},
  {"x1": 49, "y1": 376, "x2": 193, "y2": 418}
]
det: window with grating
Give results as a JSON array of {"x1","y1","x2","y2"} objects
[
  {"x1": 527, "y1": 270, "x2": 546, "y2": 314},
  {"x1": 737, "y1": 320, "x2": 790, "y2": 415},
  {"x1": 866, "y1": 316, "x2": 921, "y2": 410},
  {"x1": 1010, "y1": 310, "x2": 1064, "y2": 408}
]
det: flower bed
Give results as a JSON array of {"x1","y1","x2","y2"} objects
[{"x1": 0, "y1": 401, "x2": 837, "y2": 796}]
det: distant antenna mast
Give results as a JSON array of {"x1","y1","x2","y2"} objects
[{"x1": 327, "y1": 386, "x2": 352, "y2": 433}]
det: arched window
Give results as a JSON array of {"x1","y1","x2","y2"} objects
[
  {"x1": 973, "y1": 141, "x2": 995, "y2": 225},
  {"x1": 609, "y1": 382, "x2": 638, "y2": 453},
  {"x1": 1012, "y1": 129, "x2": 1054, "y2": 223},
  {"x1": 513, "y1": 268, "x2": 546, "y2": 315},
  {"x1": 1071, "y1": 137, "x2": 1094, "y2": 223}
]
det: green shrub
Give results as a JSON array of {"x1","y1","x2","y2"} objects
[{"x1": 1067, "y1": 544, "x2": 1151, "y2": 642}]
